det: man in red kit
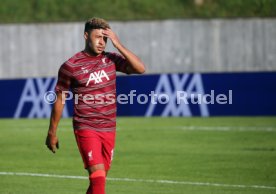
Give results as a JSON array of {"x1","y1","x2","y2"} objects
[{"x1": 45, "y1": 17, "x2": 145, "y2": 194}]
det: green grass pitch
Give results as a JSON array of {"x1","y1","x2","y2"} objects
[{"x1": 0, "y1": 117, "x2": 276, "y2": 194}]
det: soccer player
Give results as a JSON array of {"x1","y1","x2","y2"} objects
[{"x1": 45, "y1": 17, "x2": 145, "y2": 194}]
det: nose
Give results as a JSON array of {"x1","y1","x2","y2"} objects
[{"x1": 99, "y1": 37, "x2": 105, "y2": 46}]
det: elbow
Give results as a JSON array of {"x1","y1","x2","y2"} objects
[
  {"x1": 128, "y1": 62, "x2": 146, "y2": 74},
  {"x1": 138, "y1": 68, "x2": 145, "y2": 74},
  {"x1": 137, "y1": 64, "x2": 146, "y2": 74}
]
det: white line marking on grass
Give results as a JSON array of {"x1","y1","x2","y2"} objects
[
  {"x1": 178, "y1": 126, "x2": 276, "y2": 132},
  {"x1": 123, "y1": 126, "x2": 276, "y2": 132},
  {"x1": 0, "y1": 172, "x2": 275, "y2": 190},
  {"x1": 0, "y1": 172, "x2": 86, "y2": 180}
]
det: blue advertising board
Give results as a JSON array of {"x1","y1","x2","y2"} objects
[{"x1": 0, "y1": 72, "x2": 275, "y2": 118}]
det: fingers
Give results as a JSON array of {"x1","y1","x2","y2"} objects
[
  {"x1": 45, "y1": 135, "x2": 59, "y2": 154},
  {"x1": 103, "y1": 28, "x2": 112, "y2": 33},
  {"x1": 51, "y1": 144, "x2": 57, "y2": 153},
  {"x1": 102, "y1": 29, "x2": 120, "y2": 48},
  {"x1": 102, "y1": 30, "x2": 110, "y2": 38},
  {"x1": 48, "y1": 143, "x2": 58, "y2": 153},
  {"x1": 102, "y1": 28, "x2": 114, "y2": 37},
  {"x1": 46, "y1": 143, "x2": 55, "y2": 153},
  {"x1": 46, "y1": 142, "x2": 55, "y2": 153}
]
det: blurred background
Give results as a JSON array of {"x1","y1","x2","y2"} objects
[{"x1": 1, "y1": 0, "x2": 276, "y2": 77}]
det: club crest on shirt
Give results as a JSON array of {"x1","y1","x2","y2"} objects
[
  {"x1": 102, "y1": 57, "x2": 107, "y2": 64},
  {"x1": 86, "y1": 70, "x2": 110, "y2": 86}
]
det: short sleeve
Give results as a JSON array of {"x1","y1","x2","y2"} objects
[
  {"x1": 55, "y1": 62, "x2": 73, "y2": 93},
  {"x1": 107, "y1": 52, "x2": 129, "y2": 74}
]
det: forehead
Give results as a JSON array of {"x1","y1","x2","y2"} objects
[{"x1": 91, "y1": 29, "x2": 104, "y2": 36}]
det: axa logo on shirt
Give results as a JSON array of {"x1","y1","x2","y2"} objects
[{"x1": 86, "y1": 70, "x2": 110, "y2": 86}]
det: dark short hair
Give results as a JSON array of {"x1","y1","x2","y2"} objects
[{"x1": 84, "y1": 17, "x2": 110, "y2": 33}]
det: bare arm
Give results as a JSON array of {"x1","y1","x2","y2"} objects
[
  {"x1": 103, "y1": 29, "x2": 146, "y2": 74},
  {"x1": 45, "y1": 92, "x2": 65, "y2": 153}
]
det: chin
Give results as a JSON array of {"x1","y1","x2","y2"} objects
[
  {"x1": 91, "y1": 49, "x2": 102, "y2": 56},
  {"x1": 93, "y1": 48, "x2": 102, "y2": 53}
]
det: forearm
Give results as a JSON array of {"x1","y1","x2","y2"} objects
[
  {"x1": 48, "y1": 93, "x2": 64, "y2": 136},
  {"x1": 48, "y1": 109, "x2": 62, "y2": 135},
  {"x1": 115, "y1": 43, "x2": 145, "y2": 74}
]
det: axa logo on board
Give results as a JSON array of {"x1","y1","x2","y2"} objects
[
  {"x1": 145, "y1": 74, "x2": 210, "y2": 117},
  {"x1": 14, "y1": 78, "x2": 69, "y2": 118}
]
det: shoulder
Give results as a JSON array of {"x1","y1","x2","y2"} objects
[
  {"x1": 60, "y1": 51, "x2": 86, "y2": 70},
  {"x1": 105, "y1": 52, "x2": 122, "y2": 58},
  {"x1": 67, "y1": 51, "x2": 86, "y2": 65},
  {"x1": 104, "y1": 52, "x2": 125, "y2": 62}
]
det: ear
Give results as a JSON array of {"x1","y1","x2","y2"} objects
[{"x1": 84, "y1": 32, "x2": 88, "y2": 40}]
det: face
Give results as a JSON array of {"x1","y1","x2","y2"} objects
[{"x1": 85, "y1": 29, "x2": 107, "y2": 55}]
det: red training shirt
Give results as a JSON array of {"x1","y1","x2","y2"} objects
[{"x1": 55, "y1": 51, "x2": 128, "y2": 131}]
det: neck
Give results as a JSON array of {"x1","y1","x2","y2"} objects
[{"x1": 84, "y1": 45, "x2": 101, "y2": 57}]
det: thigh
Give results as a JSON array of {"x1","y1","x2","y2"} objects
[
  {"x1": 101, "y1": 131, "x2": 116, "y2": 171},
  {"x1": 74, "y1": 130, "x2": 104, "y2": 169}
]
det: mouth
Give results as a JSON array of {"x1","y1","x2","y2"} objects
[{"x1": 97, "y1": 47, "x2": 104, "y2": 51}]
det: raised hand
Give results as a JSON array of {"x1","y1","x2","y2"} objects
[{"x1": 102, "y1": 28, "x2": 121, "y2": 48}]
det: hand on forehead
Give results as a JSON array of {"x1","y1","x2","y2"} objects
[{"x1": 94, "y1": 28, "x2": 109, "y2": 36}]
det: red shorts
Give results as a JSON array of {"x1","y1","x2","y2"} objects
[{"x1": 74, "y1": 129, "x2": 116, "y2": 171}]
